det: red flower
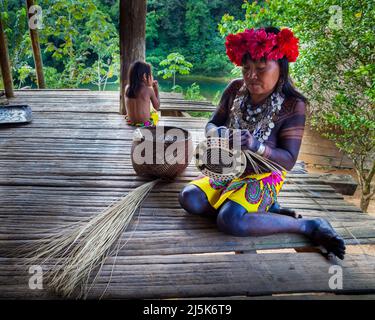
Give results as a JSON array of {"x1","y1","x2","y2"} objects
[
  {"x1": 225, "y1": 27, "x2": 299, "y2": 65},
  {"x1": 225, "y1": 32, "x2": 248, "y2": 66},
  {"x1": 276, "y1": 28, "x2": 299, "y2": 62},
  {"x1": 248, "y1": 29, "x2": 277, "y2": 60},
  {"x1": 266, "y1": 46, "x2": 284, "y2": 60}
]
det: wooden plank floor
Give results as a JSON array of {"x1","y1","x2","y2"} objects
[
  {"x1": 1, "y1": 90, "x2": 375, "y2": 299},
  {"x1": 10, "y1": 89, "x2": 216, "y2": 113},
  {"x1": 8, "y1": 90, "x2": 359, "y2": 169}
]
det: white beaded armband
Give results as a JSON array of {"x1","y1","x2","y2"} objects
[{"x1": 256, "y1": 143, "x2": 266, "y2": 156}]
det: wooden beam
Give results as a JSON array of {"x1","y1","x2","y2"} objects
[
  {"x1": 119, "y1": 0, "x2": 147, "y2": 115},
  {"x1": 26, "y1": 0, "x2": 45, "y2": 89},
  {"x1": 0, "y1": 14, "x2": 14, "y2": 98}
]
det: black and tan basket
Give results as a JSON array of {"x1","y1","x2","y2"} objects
[{"x1": 131, "y1": 125, "x2": 194, "y2": 180}]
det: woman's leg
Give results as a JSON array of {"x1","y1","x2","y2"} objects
[
  {"x1": 268, "y1": 201, "x2": 302, "y2": 218},
  {"x1": 217, "y1": 200, "x2": 346, "y2": 259},
  {"x1": 179, "y1": 184, "x2": 218, "y2": 217}
]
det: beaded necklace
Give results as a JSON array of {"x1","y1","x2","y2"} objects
[{"x1": 227, "y1": 81, "x2": 285, "y2": 143}]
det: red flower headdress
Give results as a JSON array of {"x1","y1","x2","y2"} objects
[{"x1": 225, "y1": 28, "x2": 299, "y2": 66}]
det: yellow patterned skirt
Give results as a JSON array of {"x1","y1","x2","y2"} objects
[
  {"x1": 125, "y1": 107, "x2": 159, "y2": 127},
  {"x1": 189, "y1": 171, "x2": 287, "y2": 212}
]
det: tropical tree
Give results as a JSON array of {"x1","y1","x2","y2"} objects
[
  {"x1": 0, "y1": 3, "x2": 30, "y2": 83},
  {"x1": 40, "y1": 0, "x2": 119, "y2": 89},
  {"x1": 17, "y1": 64, "x2": 35, "y2": 88},
  {"x1": 79, "y1": 8, "x2": 119, "y2": 90},
  {"x1": 158, "y1": 52, "x2": 193, "y2": 88}
]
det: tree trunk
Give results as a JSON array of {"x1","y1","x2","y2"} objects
[
  {"x1": 119, "y1": 0, "x2": 147, "y2": 115},
  {"x1": 0, "y1": 16, "x2": 14, "y2": 98},
  {"x1": 360, "y1": 194, "x2": 371, "y2": 213},
  {"x1": 26, "y1": 0, "x2": 45, "y2": 89},
  {"x1": 357, "y1": 161, "x2": 375, "y2": 213},
  {"x1": 360, "y1": 179, "x2": 371, "y2": 212}
]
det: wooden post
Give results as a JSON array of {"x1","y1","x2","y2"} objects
[
  {"x1": 119, "y1": 0, "x2": 147, "y2": 115},
  {"x1": 26, "y1": 0, "x2": 45, "y2": 88},
  {"x1": 0, "y1": 14, "x2": 14, "y2": 98}
]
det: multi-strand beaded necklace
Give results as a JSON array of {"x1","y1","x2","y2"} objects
[{"x1": 227, "y1": 82, "x2": 285, "y2": 143}]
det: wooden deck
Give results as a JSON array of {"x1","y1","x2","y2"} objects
[{"x1": 1, "y1": 90, "x2": 375, "y2": 299}]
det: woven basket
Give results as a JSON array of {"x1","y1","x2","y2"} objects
[{"x1": 131, "y1": 126, "x2": 193, "y2": 180}]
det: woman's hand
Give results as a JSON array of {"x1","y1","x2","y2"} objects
[
  {"x1": 229, "y1": 129, "x2": 260, "y2": 152},
  {"x1": 206, "y1": 125, "x2": 230, "y2": 138}
]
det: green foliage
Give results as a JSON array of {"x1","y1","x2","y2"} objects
[
  {"x1": 185, "y1": 83, "x2": 206, "y2": 101},
  {"x1": 3, "y1": 0, "x2": 246, "y2": 89},
  {"x1": 40, "y1": 0, "x2": 119, "y2": 89},
  {"x1": 146, "y1": 47, "x2": 165, "y2": 74},
  {"x1": 1, "y1": 2, "x2": 29, "y2": 81},
  {"x1": 219, "y1": 0, "x2": 375, "y2": 211},
  {"x1": 147, "y1": 0, "x2": 244, "y2": 74},
  {"x1": 43, "y1": 67, "x2": 63, "y2": 89},
  {"x1": 187, "y1": 111, "x2": 211, "y2": 119},
  {"x1": 158, "y1": 53, "x2": 193, "y2": 87},
  {"x1": 17, "y1": 64, "x2": 35, "y2": 89},
  {"x1": 212, "y1": 90, "x2": 222, "y2": 106},
  {"x1": 146, "y1": 10, "x2": 160, "y2": 45},
  {"x1": 201, "y1": 53, "x2": 233, "y2": 76},
  {"x1": 2, "y1": 0, "x2": 119, "y2": 89},
  {"x1": 171, "y1": 85, "x2": 183, "y2": 93}
]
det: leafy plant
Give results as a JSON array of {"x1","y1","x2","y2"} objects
[
  {"x1": 158, "y1": 52, "x2": 193, "y2": 87},
  {"x1": 171, "y1": 85, "x2": 183, "y2": 93},
  {"x1": 187, "y1": 111, "x2": 211, "y2": 119},
  {"x1": 17, "y1": 64, "x2": 35, "y2": 88},
  {"x1": 40, "y1": 0, "x2": 118, "y2": 89},
  {"x1": 184, "y1": 82, "x2": 206, "y2": 101}
]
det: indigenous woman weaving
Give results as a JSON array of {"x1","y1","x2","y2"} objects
[{"x1": 179, "y1": 27, "x2": 346, "y2": 259}]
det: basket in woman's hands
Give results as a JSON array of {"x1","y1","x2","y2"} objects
[{"x1": 194, "y1": 126, "x2": 285, "y2": 181}]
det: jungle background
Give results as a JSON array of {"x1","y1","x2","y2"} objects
[{"x1": 1, "y1": 0, "x2": 245, "y2": 100}]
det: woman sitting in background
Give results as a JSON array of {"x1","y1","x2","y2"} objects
[{"x1": 125, "y1": 61, "x2": 160, "y2": 127}]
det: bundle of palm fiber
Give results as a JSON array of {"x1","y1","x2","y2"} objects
[{"x1": 20, "y1": 125, "x2": 193, "y2": 299}]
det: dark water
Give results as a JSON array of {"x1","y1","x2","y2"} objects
[{"x1": 83, "y1": 75, "x2": 230, "y2": 101}]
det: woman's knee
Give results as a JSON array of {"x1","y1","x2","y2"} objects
[
  {"x1": 217, "y1": 200, "x2": 248, "y2": 236},
  {"x1": 178, "y1": 184, "x2": 214, "y2": 215}
]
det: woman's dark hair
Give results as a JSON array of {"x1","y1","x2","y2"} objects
[
  {"x1": 126, "y1": 60, "x2": 152, "y2": 98},
  {"x1": 242, "y1": 26, "x2": 308, "y2": 103}
]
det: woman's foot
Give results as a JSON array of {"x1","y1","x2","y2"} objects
[{"x1": 304, "y1": 218, "x2": 346, "y2": 260}]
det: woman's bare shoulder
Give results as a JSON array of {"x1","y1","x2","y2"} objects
[
  {"x1": 221, "y1": 78, "x2": 244, "y2": 100},
  {"x1": 282, "y1": 96, "x2": 306, "y2": 115}
]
